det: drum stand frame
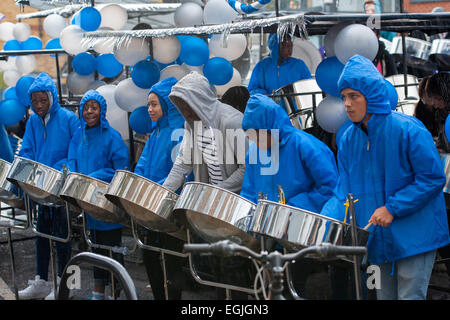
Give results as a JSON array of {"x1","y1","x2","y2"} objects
[
  {"x1": 129, "y1": 218, "x2": 188, "y2": 300},
  {"x1": 80, "y1": 211, "x2": 137, "y2": 300},
  {"x1": 0, "y1": 198, "x2": 30, "y2": 300},
  {"x1": 25, "y1": 194, "x2": 72, "y2": 300}
]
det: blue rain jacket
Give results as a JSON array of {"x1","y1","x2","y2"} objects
[
  {"x1": 0, "y1": 125, "x2": 14, "y2": 162},
  {"x1": 240, "y1": 94, "x2": 338, "y2": 212},
  {"x1": 321, "y1": 55, "x2": 450, "y2": 264},
  {"x1": 19, "y1": 73, "x2": 80, "y2": 170},
  {"x1": 68, "y1": 90, "x2": 130, "y2": 231},
  {"x1": 134, "y1": 77, "x2": 185, "y2": 185},
  {"x1": 247, "y1": 34, "x2": 312, "y2": 95}
]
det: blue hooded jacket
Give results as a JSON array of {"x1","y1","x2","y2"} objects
[
  {"x1": 19, "y1": 73, "x2": 80, "y2": 170},
  {"x1": 321, "y1": 55, "x2": 450, "y2": 264},
  {"x1": 68, "y1": 90, "x2": 130, "y2": 231},
  {"x1": 240, "y1": 94, "x2": 338, "y2": 212},
  {"x1": 134, "y1": 77, "x2": 185, "y2": 185},
  {"x1": 247, "y1": 34, "x2": 312, "y2": 95}
]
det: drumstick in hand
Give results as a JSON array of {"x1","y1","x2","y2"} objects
[{"x1": 363, "y1": 222, "x2": 372, "y2": 230}]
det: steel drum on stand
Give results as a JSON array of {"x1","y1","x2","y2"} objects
[
  {"x1": 0, "y1": 159, "x2": 24, "y2": 209},
  {"x1": 6, "y1": 156, "x2": 66, "y2": 207},
  {"x1": 105, "y1": 170, "x2": 184, "y2": 240},
  {"x1": 59, "y1": 172, "x2": 130, "y2": 227},
  {"x1": 173, "y1": 182, "x2": 259, "y2": 250}
]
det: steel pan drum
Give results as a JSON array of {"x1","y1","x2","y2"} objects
[
  {"x1": 6, "y1": 156, "x2": 66, "y2": 207},
  {"x1": 385, "y1": 74, "x2": 419, "y2": 101},
  {"x1": 0, "y1": 159, "x2": 24, "y2": 209},
  {"x1": 104, "y1": 170, "x2": 183, "y2": 239},
  {"x1": 274, "y1": 78, "x2": 323, "y2": 115},
  {"x1": 429, "y1": 39, "x2": 450, "y2": 70},
  {"x1": 249, "y1": 200, "x2": 369, "y2": 258},
  {"x1": 173, "y1": 182, "x2": 259, "y2": 250},
  {"x1": 390, "y1": 36, "x2": 431, "y2": 61},
  {"x1": 59, "y1": 172, "x2": 129, "y2": 226}
]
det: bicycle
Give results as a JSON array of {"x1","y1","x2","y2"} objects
[{"x1": 184, "y1": 240, "x2": 367, "y2": 300}]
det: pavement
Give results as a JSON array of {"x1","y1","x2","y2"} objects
[{"x1": 0, "y1": 205, "x2": 449, "y2": 301}]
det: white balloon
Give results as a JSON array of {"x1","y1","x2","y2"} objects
[
  {"x1": 93, "y1": 27, "x2": 115, "y2": 54},
  {"x1": 315, "y1": 96, "x2": 349, "y2": 133},
  {"x1": 15, "y1": 55, "x2": 36, "y2": 74},
  {"x1": 0, "y1": 22, "x2": 15, "y2": 41},
  {"x1": 174, "y1": 3, "x2": 204, "y2": 28},
  {"x1": 99, "y1": 4, "x2": 128, "y2": 31},
  {"x1": 114, "y1": 78, "x2": 149, "y2": 112},
  {"x1": 3, "y1": 69, "x2": 22, "y2": 87},
  {"x1": 182, "y1": 63, "x2": 203, "y2": 75},
  {"x1": 0, "y1": 57, "x2": 17, "y2": 72},
  {"x1": 215, "y1": 68, "x2": 242, "y2": 97},
  {"x1": 12, "y1": 23, "x2": 31, "y2": 42},
  {"x1": 334, "y1": 24, "x2": 379, "y2": 65},
  {"x1": 160, "y1": 65, "x2": 190, "y2": 81},
  {"x1": 209, "y1": 34, "x2": 247, "y2": 61},
  {"x1": 66, "y1": 72, "x2": 94, "y2": 95},
  {"x1": 203, "y1": 0, "x2": 238, "y2": 25},
  {"x1": 323, "y1": 22, "x2": 351, "y2": 58},
  {"x1": 87, "y1": 80, "x2": 106, "y2": 91},
  {"x1": 113, "y1": 37, "x2": 150, "y2": 66},
  {"x1": 96, "y1": 84, "x2": 129, "y2": 140},
  {"x1": 60, "y1": 25, "x2": 89, "y2": 55},
  {"x1": 43, "y1": 14, "x2": 67, "y2": 38},
  {"x1": 152, "y1": 36, "x2": 181, "y2": 64}
]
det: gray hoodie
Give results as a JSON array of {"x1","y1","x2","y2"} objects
[{"x1": 163, "y1": 72, "x2": 247, "y2": 194}]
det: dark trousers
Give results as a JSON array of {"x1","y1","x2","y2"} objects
[
  {"x1": 90, "y1": 228, "x2": 124, "y2": 288},
  {"x1": 36, "y1": 205, "x2": 71, "y2": 281},
  {"x1": 142, "y1": 230, "x2": 186, "y2": 300}
]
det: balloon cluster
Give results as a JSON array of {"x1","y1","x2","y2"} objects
[
  {"x1": 314, "y1": 23, "x2": 380, "y2": 133},
  {"x1": 0, "y1": 75, "x2": 35, "y2": 126}
]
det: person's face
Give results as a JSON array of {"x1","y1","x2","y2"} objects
[
  {"x1": 170, "y1": 96, "x2": 201, "y2": 122},
  {"x1": 147, "y1": 93, "x2": 164, "y2": 122},
  {"x1": 279, "y1": 39, "x2": 293, "y2": 60},
  {"x1": 31, "y1": 91, "x2": 51, "y2": 118},
  {"x1": 341, "y1": 88, "x2": 368, "y2": 123},
  {"x1": 246, "y1": 129, "x2": 272, "y2": 150},
  {"x1": 83, "y1": 100, "x2": 101, "y2": 128},
  {"x1": 432, "y1": 94, "x2": 446, "y2": 109},
  {"x1": 365, "y1": 3, "x2": 376, "y2": 14}
]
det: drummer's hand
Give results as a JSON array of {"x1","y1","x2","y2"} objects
[{"x1": 368, "y1": 206, "x2": 393, "y2": 227}]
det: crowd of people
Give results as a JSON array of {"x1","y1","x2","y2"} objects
[{"x1": 1, "y1": 12, "x2": 449, "y2": 300}]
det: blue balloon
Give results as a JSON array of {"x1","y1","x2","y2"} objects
[
  {"x1": 15, "y1": 75, "x2": 35, "y2": 107},
  {"x1": 131, "y1": 60, "x2": 160, "y2": 89},
  {"x1": 335, "y1": 119, "x2": 353, "y2": 147},
  {"x1": 178, "y1": 36, "x2": 209, "y2": 67},
  {"x1": 21, "y1": 36, "x2": 43, "y2": 50},
  {"x1": 72, "y1": 52, "x2": 97, "y2": 76},
  {"x1": 446, "y1": 116, "x2": 450, "y2": 143},
  {"x1": 71, "y1": 12, "x2": 79, "y2": 25},
  {"x1": 4, "y1": 87, "x2": 18, "y2": 100},
  {"x1": 75, "y1": 7, "x2": 101, "y2": 32},
  {"x1": 315, "y1": 56, "x2": 345, "y2": 97},
  {"x1": 45, "y1": 38, "x2": 62, "y2": 58},
  {"x1": 203, "y1": 57, "x2": 233, "y2": 86},
  {"x1": 3, "y1": 40, "x2": 22, "y2": 55},
  {"x1": 129, "y1": 106, "x2": 155, "y2": 134},
  {"x1": 97, "y1": 54, "x2": 123, "y2": 78},
  {"x1": 385, "y1": 80, "x2": 398, "y2": 110},
  {"x1": 0, "y1": 99, "x2": 27, "y2": 126}
]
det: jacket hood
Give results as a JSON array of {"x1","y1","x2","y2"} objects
[
  {"x1": 338, "y1": 55, "x2": 391, "y2": 116},
  {"x1": 148, "y1": 77, "x2": 184, "y2": 129},
  {"x1": 79, "y1": 89, "x2": 109, "y2": 129},
  {"x1": 169, "y1": 71, "x2": 220, "y2": 127},
  {"x1": 268, "y1": 33, "x2": 281, "y2": 64},
  {"x1": 27, "y1": 72, "x2": 60, "y2": 115},
  {"x1": 242, "y1": 93, "x2": 296, "y2": 144}
]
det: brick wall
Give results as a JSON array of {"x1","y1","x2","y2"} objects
[
  {"x1": 404, "y1": 1, "x2": 450, "y2": 13},
  {"x1": 1, "y1": 2, "x2": 68, "y2": 86}
]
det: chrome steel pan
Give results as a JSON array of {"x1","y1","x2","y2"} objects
[
  {"x1": 6, "y1": 156, "x2": 65, "y2": 207},
  {"x1": 249, "y1": 200, "x2": 369, "y2": 257},
  {"x1": 390, "y1": 36, "x2": 431, "y2": 61},
  {"x1": 173, "y1": 182, "x2": 259, "y2": 250},
  {"x1": 105, "y1": 170, "x2": 183, "y2": 239},
  {"x1": 59, "y1": 172, "x2": 130, "y2": 227},
  {"x1": 0, "y1": 159, "x2": 24, "y2": 209},
  {"x1": 273, "y1": 78, "x2": 323, "y2": 115}
]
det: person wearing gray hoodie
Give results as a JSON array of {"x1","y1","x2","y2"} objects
[{"x1": 163, "y1": 71, "x2": 252, "y2": 299}]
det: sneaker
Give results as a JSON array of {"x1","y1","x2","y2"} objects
[{"x1": 18, "y1": 275, "x2": 51, "y2": 300}]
